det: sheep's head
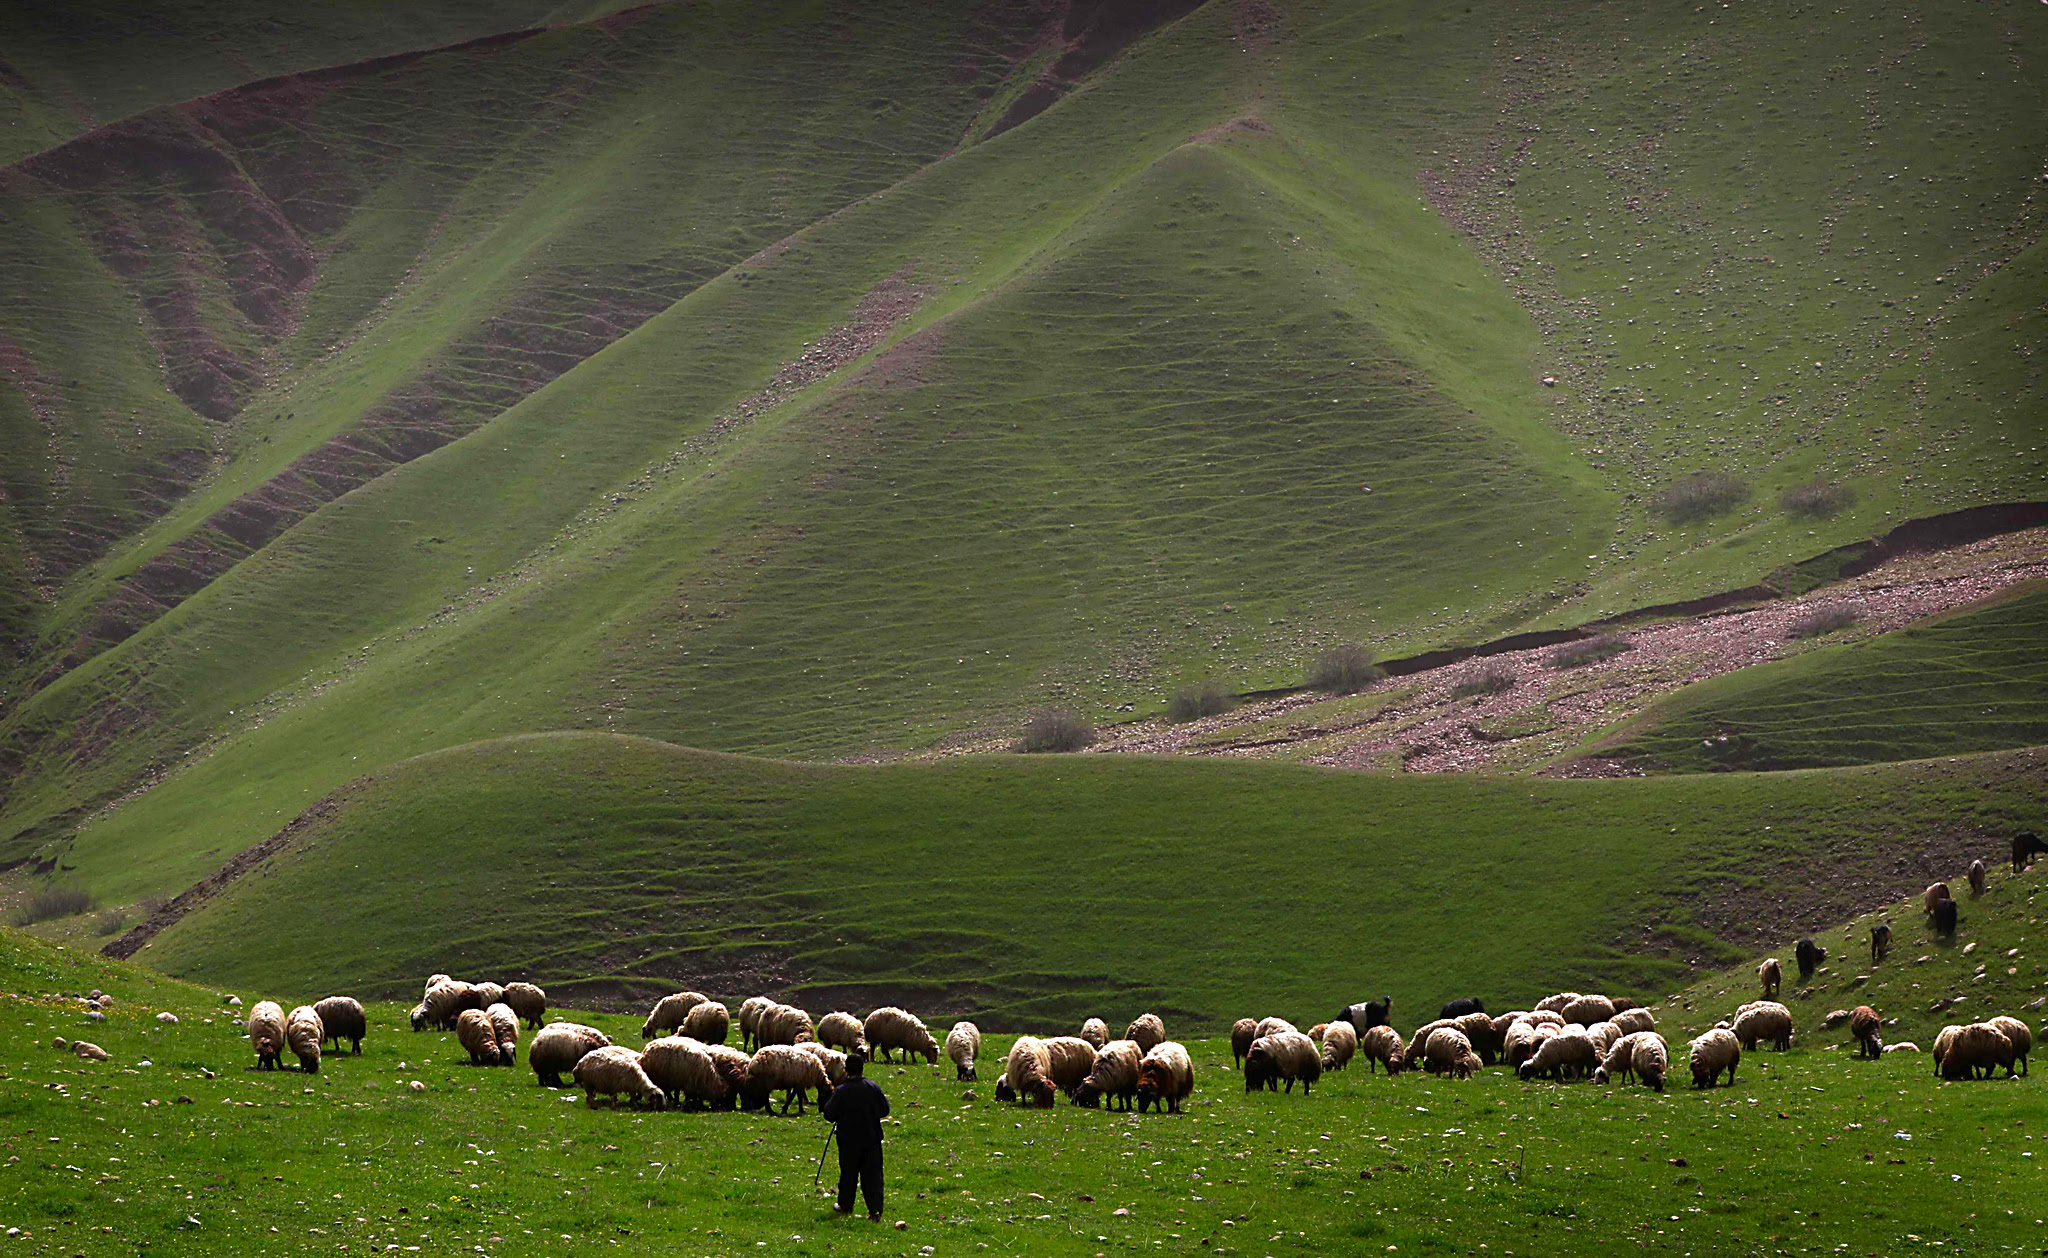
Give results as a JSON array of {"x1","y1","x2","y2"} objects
[
  {"x1": 409, "y1": 1006, "x2": 428, "y2": 1032},
  {"x1": 994, "y1": 1078, "x2": 1016, "y2": 1104},
  {"x1": 1071, "y1": 1082, "x2": 1100, "y2": 1108},
  {"x1": 1030, "y1": 1079, "x2": 1057, "y2": 1109},
  {"x1": 1384, "y1": 1047, "x2": 1405, "y2": 1076}
]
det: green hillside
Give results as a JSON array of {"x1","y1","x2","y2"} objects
[
  {"x1": 99, "y1": 735, "x2": 2043, "y2": 1029},
  {"x1": 1600, "y1": 585, "x2": 2048, "y2": 773},
  {"x1": 0, "y1": 0, "x2": 2041, "y2": 908}
]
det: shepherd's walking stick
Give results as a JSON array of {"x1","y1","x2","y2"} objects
[{"x1": 812, "y1": 1123, "x2": 837, "y2": 1192}]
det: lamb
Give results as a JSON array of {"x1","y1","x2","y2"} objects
[
  {"x1": 1320, "y1": 1019, "x2": 1358, "y2": 1072},
  {"x1": 740, "y1": 1044, "x2": 830, "y2": 1114},
  {"x1": 487, "y1": 1003, "x2": 521, "y2": 1065},
  {"x1": 757, "y1": 1003, "x2": 815, "y2": 1047},
  {"x1": 285, "y1": 1006, "x2": 324, "y2": 1073},
  {"x1": 248, "y1": 1001, "x2": 287, "y2": 1071},
  {"x1": 1923, "y1": 882, "x2": 1953, "y2": 915},
  {"x1": 1794, "y1": 938, "x2": 1826, "y2": 983},
  {"x1": 798, "y1": 1041, "x2": 849, "y2": 1089},
  {"x1": 816, "y1": 1011, "x2": 866, "y2": 1056},
  {"x1": 1437, "y1": 997, "x2": 1486, "y2": 1020},
  {"x1": 1135, "y1": 1041, "x2": 1194, "y2": 1114},
  {"x1": 1732, "y1": 1001, "x2": 1794, "y2": 1052},
  {"x1": 1932, "y1": 898, "x2": 1959, "y2": 937},
  {"x1": 1244, "y1": 1031, "x2": 1321, "y2": 1094},
  {"x1": 640, "y1": 1036, "x2": 728, "y2": 1108},
  {"x1": 1074, "y1": 1039, "x2": 1143, "y2": 1110},
  {"x1": 502, "y1": 982, "x2": 547, "y2": 1029},
  {"x1": 2014, "y1": 830, "x2": 2048, "y2": 874},
  {"x1": 574, "y1": 1044, "x2": 667, "y2": 1110},
  {"x1": 1987, "y1": 1016, "x2": 2032, "y2": 1077},
  {"x1": 1231, "y1": 1018, "x2": 1258, "y2": 1069},
  {"x1": 1254, "y1": 1016, "x2": 1298, "y2": 1040},
  {"x1": 863, "y1": 1007, "x2": 938, "y2": 1063},
  {"x1": 1044, "y1": 1036, "x2": 1099, "y2": 1097},
  {"x1": 529, "y1": 1022, "x2": 611, "y2": 1088},
  {"x1": 1517, "y1": 1029, "x2": 1596, "y2": 1082},
  {"x1": 1688, "y1": 1028, "x2": 1741, "y2": 1088},
  {"x1": 945, "y1": 1021, "x2": 981, "y2": 1081},
  {"x1": 1126, "y1": 1013, "x2": 1166, "y2": 1054},
  {"x1": 683, "y1": 1001, "x2": 730, "y2": 1046},
  {"x1": 1869, "y1": 924, "x2": 1891, "y2": 965},
  {"x1": 737, "y1": 995, "x2": 774, "y2": 1050},
  {"x1": 641, "y1": 991, "x2": 709, "y2": 1040},
  {"x1": 472, "y1": 981, "x2": 506, "y2": 1009},
  {"x1": 456, "y1": 1008, "x2": 502, "y2": 1066},
  {"x1": 1079, "y1": 1017, "x2": 1109, "y2": 1050},
  {"x1": 1757, "y1": 958, "x2": 1782, "y2": 1000},
  {"x1": 1968, "y1": 859, "x2": 1987, "y2": 897},
  {"x1": 313, "y1": 997, "x2": 366, "y2": 1055},
  {"x1": 1360, "y1": 1024, "x2": 1406, "y2": 1074},
  {"x1": 1000, "y1": 1036, "x2": 1057, "y2": 1107},
  {"x1": 1334, "y1": 997, "x2": 1391, "y2": 1030},
  {"x1": 1939, "y1": 1023, "x2": 2016, "y2": 1081},
  {"x1": 1426, "y1": 1027, "x2": 1484, "y2": 1079},
  {"x1": 1609, "y1": 1007, "x2": 1656, "y2": 1036},
  {"x1": 1849, "y1": 1006, "x2": 1882, "y2": 1059}
]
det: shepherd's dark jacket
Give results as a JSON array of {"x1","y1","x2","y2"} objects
[{"x1": 822, "y1": 1077, "x2": 890, "y2": 1149}]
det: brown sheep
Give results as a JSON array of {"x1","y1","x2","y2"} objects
[
  {"x1": 816, "y1": 1012, "x2": 866, "y2": 1056},
  {"x1": 1230, "y1": 1018, "x2": 1257, "y2": 1069},
  {"x1": 999, "y1": 1036, "x2": 1057, "y2": 1107},
  {"x1": 456, "y1": 1009, "x2": 501, "y2": 1066},
  {"x1": 1360, "y1": 1024, "x2": 1405, "y2": 1075},
  {"x1": 1850, "y1": 1006, "x2": 1882, "y2": 1059},
  {"x1": 529, "y1": 1022, "x2": 610, "y2": 1088},
  {"x1": 1988, "y1": 1016, "x2": 2032, "y2": 1077},
  {"x1": 1126, "y1": 1014, "x2": 1166, "y2": 1054},
  {"x1": 1044, "y1": 1036, "x2": 1098, "y2": 1098},
  {"x1": 502, "y1": 982, "x2": 547, "y2": 1029},
  {"x1": 313, "y1": 996, "x2": 366, "y2": 1055},
  {"x1": 1757, "y1": 958, "x2": 1781, "y2": 1001},
  {"x1": 1968, "y1": 859, "x2": 1987, "y2": 898},
  {"x1": 1923, "y1": 882, "x2": 1953, "y2": 916},
  {"x1": 682, "y1": 1001, "x2": 730, "y2": 1046},
  {"x1": 1134, "y1": 1042, "x2": 1194, "y2": 1114},
  {"x1": 1940, "y1": 1023, "x2": 2015, "y2": 1081}
]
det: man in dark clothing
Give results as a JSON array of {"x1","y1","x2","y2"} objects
[{"x1": 821, "y1": 1052, "x2": 890, "y2": 1220}]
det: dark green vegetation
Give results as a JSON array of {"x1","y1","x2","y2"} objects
[
  {"x1": 102, "y1": 735, "x2": 2042, "y2": 1024},
  {"x1": 1604, "y1": 587, "x2": 2048, "y2": 773},
  {"x1": 0, "y1": 0, "x2": 2041, "y2": 909}
]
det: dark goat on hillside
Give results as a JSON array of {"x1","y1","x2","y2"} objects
[
  {"x1": 1795, "y1": 938, "x2": 1826, "y2": 983},
  {"x1": 2015, "y1": 831, "x2": 2048, "y2": 874},
  {"x1": 1932, "y1": 898, "x2": 1959, "y2": 938},
  {"x1": 1869, "y1": 923, "x2": 1891, "y2": 965},
  {"x1": 1437, "y1": 997, "x2": 1486, "y2": 1020}
]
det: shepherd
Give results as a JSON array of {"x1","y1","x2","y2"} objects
[{"x1": 822, "y1": 1050, "x2": 890, "y2": 1220}]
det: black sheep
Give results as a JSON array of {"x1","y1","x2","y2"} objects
[
  {"x1": 1869, "y1": 922, "x2": 1891, "y2": 965},
  {"x1": 1932, "y1": 897, "x2": 1959, "y2": 937},
  {"x1": 2014, "y1": 831, "x2": 2048, "y2": 874},
  {"x1": 1334, "y1": 997, "x2": 1391, "y2": 1030},
  {"x1": 1795, "y1": 938, "x2": 1826, "y2": 982},
  {"x1": 1437, "y1": 997, "x2": 1487, "y2": 1020}
]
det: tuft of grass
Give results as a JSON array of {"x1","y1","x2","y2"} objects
[
  {"x1": 1016, "y1": 707, "x2": 1096, "y2": 753},
  {"x1": 13, "y1": 885, "x2": 91, "y2": 926},
  {"x1": 1788, "y1": 604, "x2": 1861, "y2": 639},
  {"x1": 1545, "y1": 634, "x2": 1632, "y2": 669},
  {"x1": 1450, "y1": 660, "x2": 1518, "y2": 698},
  {"x1": 1305, "y1": 645, "x2": 1382, "y2": 694},
  {"x1": 92, "y1": 908, "x2": 129, "y2": 937},
  {"x1": 1781, "y1": 479, "x2": 1857, "y2": 519},
  {"x1": 1166, "y1": 681, "x2": 1236, "y2": 723},
  {"x1": 1653, "y1": 471, "x2": 1751, "y2": 523}
]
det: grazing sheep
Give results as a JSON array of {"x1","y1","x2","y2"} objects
[
  {"x1": 641, "y1": 991, "x2": 709, "y2": 1040},
  {"x1": 425, "y1": 973, "x2": 452, "y2": 993},
  {"x1": 1940, "y1": 1023, "x2": 2016, "y2": 1081},
  {"x1": 456, "y1": 1009, "x2": 501, "y2": 1067},
  {"x1": 1524, "y1": 1009, "x2": 1566, "y2": 1029},
  {"x1": 1932, "y1": 898, "x2": 1959, "y2": 937},
  {"x1": 1870, "y1": 924, "x2": 1892, "y2": 965},
  {"x1": 682, "y1": 1001, "x2": 730, "y2": 1046},
  {"x1": 1334, "y1": 997, "x2": 1392, "y2": 1030},
  {"x1": 1438, "y1": 997, "x2": 1487, "y2": 1020},
  {"x1": 737, "y1": 996, "x2": 773, "y2": 1051},
  {"x1": 1517, "y1": 1029, "x2": 1596, "y2": 1082},
  {"x1": 757, "y1": 1003, "x2": 815, "y2": 1047},
  {"x1": 1688, "y1": 1028, "x2": 1741, "y2": 1088},
  {"x1": 1044, "y1": 1036, "x2": 1099, "y2": 1097},
  {"x1": 1631, "y1": 1034, "x2": 1671, "y2": 1091},
  {"x1": 1135, "y1": 1041, "x2": 1195, "y2": 1114},
  {"x1": 1308, "y1": 1023, "x2": 1328, "y2": 1046},
  {"x1": 1126, "y1": 1014, "x2": 1166, "y2": 1054},
  {"x1": 487, "y1": 1003, "x2": 521, "y2": 1065},
  {"x1": 1850, "y1": 1006, "x2": 1883, "y2": 1059},
  {"x1": 574, "y1": 1045, "x2": 667, "y2": 1110},
  {"x1": 313, "y1": 997, "x2": 365, "y2": 1055},
  {"x1": 1757, "y1": 958, "x2": 1782, "y2": 1000},
  {"x1": 798, "y1": 1041, "x2": 850, "y2": 1089},
  {"x1": 1968, "y1": 859, "x2": 1987, "y2": 897},
  {"x1": 2014, "y1": 831, "x2": 2048, "y2": 874},
  {"x1": 285, "y1": 1006, "x2": 323, "y2": 1073},
  {"x1": 419, "y1": 981, "x2": 479, "y2": 1031},
  {"x1": 1794, "y1": 939, "x2": 1826, "y2": 983},
  {"x1": 1231, "y1": 1018, "x2": 1258, "y2": 1069},
  {"x1": 945, "y1": 1021, "x2": 981, "y2": 1081},
  {"x1": 1593, "y1": 1031, "x2": 1639, "y2": 1085},
  {"x1": 503, "y1": 982, "x2": 547, "y2": 1029},
  {"x1": 529, "y1": 1022, "x2": 611, "y2": 1088},
  {"x1": 1931, "y1": 1024, "x2": 1963, "y2": 1075},
  {"x1": 1733, "y1": 1001, "x2": 1794, "y2": 1052},
  {"x1": 248, "y1": 1001, "x2": 287, "y2": 1071},
  {"x1": 1000, "y1": 1036, "x2": 1057, "y2": 1108},
  {"x1": 1586, "y1": 1021, "x2": 1623, "y2": 1056},
  {"x1": 1403, "y1": 1018, "x2": 1451, "y2": 1065},
  {"x1": 1424, "y1": 1027, "x2": 1484, "y2": 1079},
  {"x1": 408, "y1": 1002, "x2": 430, "y2": 1032},
  {"x1": 741, "y1": 1045, "x2": 830, "y2": 1114},
  {"x1": 1255, "y1": 1016, "x2": 1298, "y2": 1040},
  {"x1": 1610, "y1": 997, "x2": 1639, "y2": 1014},
  {"x1": 1245, "y1": 1031, "x2": 1321, "y2": 1094},
  {"x1": 1610, "y1": 1007, "x2": 1656, "y2": 1036},
  {"x1": 1454, "y1": 1011, "x2": 1504, "y2": 1065},
  {"x1": 863, "y1": 1007, "x2": 939, "y2": 1063},
  {"x1": 640, "y1": 1036, "x2": 726, "y2": 1108},
  {"x1": 816, "y1": 1011, "x2": 866, "y2": 1056},
  {"x1": 1882, "y1": 1042, "x2": 1921, "y2": 1056},
  {"x1": 1360, "y1": 1024, "x2": 1406, "y2": 1075},
  {"x1": 1502, "y1": 1020, "x2": 1548, "y2": 1070},
  {"x1": 1987, "y1": 1016, "x2": 2032, "y2": 1077},
  {"x1": 1079, "y1": 1017, "x2": 1109, "y2": 1050},
  {"x1": 1320, "y1": 1020, "x2": 1358, "y2": 1072},
  {"x1": 472, "y1": 982, "x2": 506, "y2": 1009},
  {"x1": 1075, "y1": 1039, "x2": 1143, "y2": 1110},
  {"x1": 1923, "y1": 882, "x2": 1953, "y2": 915}
]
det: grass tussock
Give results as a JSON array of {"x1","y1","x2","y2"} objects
[
  {"x1": 1305, "y1": 644, "x2": 1382, "y2": 694},
  {"x1": 13, "y1": 885, "x2": 91, "y2": 926},
  {"x1": 1546, "y1": 634, "x2": 1632, "y2": 669},
  {"x1": 1166, "y1": 681, "x2": 1237, "y2": 724},
  {"x1": 1016, "y1": 706, "x2": 1096, "y2": 753},
  {"x1": 1788, "y1": 604, "x2": 1860, "y2": 639},
  {"x1": 1654, "y1": 471, "x2": 1751, "y2": 523},
  {"x1": 1780, "y1": 479, "x2": 1857, "y2": 519},
  {"x1": 1451, "y1": 660, "x2": 1518, "y2": 699}
]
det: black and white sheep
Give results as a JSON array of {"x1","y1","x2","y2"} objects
[{"x1": 1334, "y1": 997, "x2": 1392, "y2": 1030}]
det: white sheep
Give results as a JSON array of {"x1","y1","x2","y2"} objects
[
  {"x1": 472, "y1": 981, "x2": 506, "y2": 1009},
  {"x1": 742, "y1": 1045, "x2": 831, "y2": 1114},
  {"x1": 1079, "y1": 1017, "x2": 1110, "y2": 1050},
  {"x1": 1319, "y1": 1020, "x2": 1358, "y2": 1072},
  {"x1": 1044, "y1": 1036, "x2": 1099, "y2": 1097},
  {"x1": 683, "y1": 1001, "x2": 730, "y2": 1046},
  {"x1": 1732, "y1": 1001, "x2": 1794, "y2": 1051},
  {"x1": 456, "y1": 1008, "x2": 501, "y2": 1066},
  {"x1": 313, "y1": 997, "x2": 366, "y2": 1055},
  {"x1": 1426, "y1": 1027, "x2": 1484, "y2": 1079},
  {"x1": 1074, "y1": 1039, "x2": 1142, "y2": 1110},
  {"x1": 1360, "y1": 1024, "x2": 1406, "y2": 1074},
  {"x1": 502, "y1": 982, "x2": 547, "y2": 1029},
  {"x1": 1245, "y1": 1031, "x2": 1321, "y2": 1094},
  {"x1": 1535, "y1": 992, "x2": 1578, "y2": 1014},
  {"x1": 247, "y1": 1001, "x2": 286, "y2": 1071},
  {"x1": 737, "y1": 995, "x2": 774, "y2": 1050},
  {"x1": 1255, "y1": 1016, "x2": 1298, "y2": 1040},
  {"x1": 1631, "y1": 1033, "x2": 1670, "y2": 1091},
  {"x1": 1988, "y1": 1016, "x2": 2032, "y2": 1076},
  {"x1": 1593, "y1": 1031, "x2": 1639, "y2": 1085},
  {"x1": 798, "y1": 1040, "x2": 850, "y2": 1089},
  {"x1": 1000, "y1": 1036, "x2": 1057, "y2": 1107},
  {"x1": 945, "y1": 1022, "x2": 981, "y2": 1081},
  {"x1": 1518, "y1": 1029, "x2": 1596, "y2": 1082},
  {"x1": 1940, "y1": 1023, "x2": 2015, "y2": 1080},
  {"x1": 487, "y1": 1003, "x2": 521, "y2": 1065},
  {"x1": 817, "y1": 1011, "x2": 867, "y2": 1055},
  {"x1": 574, "y1": 1045, "x2": 666, "y2": 1110},
  {"x1": 1931, "y1": 1024, "x2": 1963, "y2": 1075},
  {"x1": 529, "y1": 1022, "x2": 611, "y2": 1088},
  {"x1": 862, "y1": 1007, "x2": 938, "y2": 1063},
  {"x1": 1586, "y1": 1021, "x2": 1622, "y2": 1056},
  {"x1": 417, "y1": 980, "x2": 479, "y2": 1031},
  {"x1": 757, "y1": 1003, "x2": 815, "y2": 1047},
  {"x1": 1126, "y1": 1013, "x2": 1166, "y2": 1054},
  {"x1": 1609, "y1": 1007, "x2": 1656, "y2": 1036},
  {"x1": 1688, "y1": 1028, "x2": 1741, "y2": 1088},
  {"x1": 285, "y1": 1006, "x2": 323, "y2": 1073},
  {"x1": 640, "y1": 1036, "x2": 719, "y2": 1107},
  {"x1": 641, "y1": 991, "x2": 709, "y2": 1040},
  {"x1": 1136, "y1": 1041, "x2": 1194, "y2": 1113},
  {"x1": 1560, "y1": 994, "x2": 1615, "y2": 1026}
]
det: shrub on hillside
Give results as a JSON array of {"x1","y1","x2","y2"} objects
[
  {"x1": 1545, "y1": 634, "x2": 1632, "y2": 669},
  {"x1": 1654, "y1": 471, "x2": 1751, "y2": 523},
  {"x1": 1166, "y1": 681, "x2": 1237, "y2": 724},
  {"x1": 1305, "y1": 644, "x2": 1382, "y2": 694},
  {"x1": 12, "y1": 885, "x2": 90, "y2": 926},
  {"x1": 1788, "y1": 604, "x2": 1860, "y2": 639},
  {"x1": 93, "y1": 908, "x2": 128, "y2": 937},
  {"x1": 1780, "y1": 479, "x2": 1856, "y2": 518},
  {"x1": 1017, "y1": 707, "x2": 1096, "y2": 753},
  {"x1": 1451, "y1": 660, "x2": 1518, "y2": 698}
]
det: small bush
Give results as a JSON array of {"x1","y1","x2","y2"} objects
[
  {"x1": 12, "y1": 885, "x2": 91, "y2": 926},
  {"x1": 1545, "y1": 634, "x2": 1632, "y2": 669},
  {"x1": 1781, "y1": 479, "x2": 1856, "y2": 519},
  {"x1": 93, "y1": 908, "x2": 128, "y2": 937},
  {"x1": 1654, "y1": 471, "x2": 1751, "y2": 523},
  {"x1": 1305, "y1": 644, "x2": 1382, "y2": 694},
  {"x1": 1788, "y1": 604, "x2": 1860, "y2": 639},
  {"x1": 1451, "y1": 660, "x2": 1518, "y2": 698},
  {"x1": 1166, "y1": 681, "x2": 1237, "y2": 724},
  {"x1": 1017, "y1": 706, "x2": 1096, "y2": 753}
]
